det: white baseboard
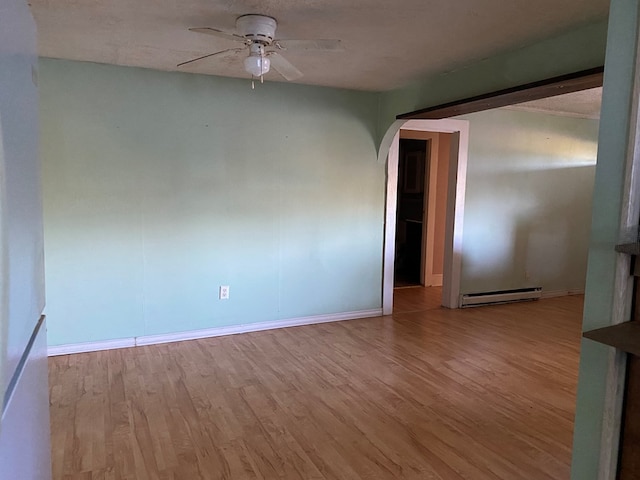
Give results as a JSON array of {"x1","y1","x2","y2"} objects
[
  {"x1": 47, "y1": 337, "x2": 136, "y2": 356},
  {"x1": 540, "y1": 289, "x2": 585, "y2": 299},
  {"x1": 47, "y1": 308, "x2": 383, "y2": 356}
]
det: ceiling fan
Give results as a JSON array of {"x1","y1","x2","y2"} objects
[{"x1": 178, "y1": 14, "x2": 343, "y2": 85}]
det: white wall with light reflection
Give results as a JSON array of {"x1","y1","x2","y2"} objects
[{"x1": 458, "y1": 108, "x2": 598, "y2": 295}]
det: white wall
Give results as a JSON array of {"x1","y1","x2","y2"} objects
[{"x1": 459, "y1": 108, "x2": 599, "y2": 295}]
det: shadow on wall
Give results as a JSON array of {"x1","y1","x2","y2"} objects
[{"x1": 461, "y1": 164, "x2": 595, "y2": 294}]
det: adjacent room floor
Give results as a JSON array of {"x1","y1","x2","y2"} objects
[{"x1": 49, "y1": 290, "x2": 584, "y2": 480}]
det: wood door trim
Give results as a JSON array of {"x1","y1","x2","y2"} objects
[
  {"x1": 396, "y1": 67, "x2": 604, "y2": 120},
  {"x1": 584, "y1": 322, "x2": 640, "y2": 356}
]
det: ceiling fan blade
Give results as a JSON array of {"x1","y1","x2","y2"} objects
[
  {"x1": 177, "y1": 47, "x2": 244, "y2": 68},
  {"x1": 189, "y1": 27, "x2": 249, "y2": 44},
  {"x1": 268, "y1": 52, "x2": 303, "y2": 81},
  {"x1": 273, "y1": 39, "x2": 343, "y2": 51}
]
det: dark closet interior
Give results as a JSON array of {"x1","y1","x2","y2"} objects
[{"x1": 394, "y1": 138, "x2": 427, "y2": 287}]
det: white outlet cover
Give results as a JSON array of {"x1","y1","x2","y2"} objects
[{"x1": 219, "y1": 286, "x2": 229, "y2": 300}]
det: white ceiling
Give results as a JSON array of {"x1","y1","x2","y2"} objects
[
  {"x1": 29, "y1": 0, "x2": 609, "y2": 92},
  {"x1": 508, "y1": 87, "x2": 603, "y2": 119}
]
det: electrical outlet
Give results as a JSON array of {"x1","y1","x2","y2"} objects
[{"x1": 219, "y1": 285, "x2": 230, "y2": 300}]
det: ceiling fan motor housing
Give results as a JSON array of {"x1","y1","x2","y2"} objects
[{"x1": 236, "y1": 15, "x2": 277, "y2": 45}]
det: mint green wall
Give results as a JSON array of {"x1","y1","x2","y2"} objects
[
  {"x1": 459, "y1": 109, "x2": 599, "y2": 295},
  {"x1": 572, "y1": 0, "x2": 640, "y2": 477},
  {"x1": 40, "y1": 59, "x2": 384, "y2": 346},
  {"x1": 377, "y1": 20, "x2": 607, "y2": 146}
]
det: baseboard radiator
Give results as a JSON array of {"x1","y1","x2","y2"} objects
[{"x1": 461, "y1": 287, "x2": 542, "y2": 307}]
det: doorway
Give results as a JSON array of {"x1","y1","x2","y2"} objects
[
  {"x1": 394, "y1": 131, "x2": 453, "y2": 289},
  {"x1": 394, "y1": 138, "x2": 427, "y2": 287},
  {"x1": 380, "y1": 119, "x2": 470, "y2": 313}
]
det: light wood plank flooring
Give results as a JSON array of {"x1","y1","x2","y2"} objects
[
  {"x1": 393, "y1": 286, "x2": 444, "y2": 314},
  {"x1": 49, "y1": 292, "x2": 584, "y2": 480}
]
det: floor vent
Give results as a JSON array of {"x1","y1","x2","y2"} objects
[{"x1": 461, "y1": 287, "x2": 542, "y2": 308}]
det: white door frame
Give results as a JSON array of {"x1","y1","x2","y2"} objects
[{"x1": 379, "y1": 119, "x2": 470, "y2": 313}]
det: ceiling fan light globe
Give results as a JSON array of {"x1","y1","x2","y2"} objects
[{"x1": 244, "y1": 55, "x2": 270, "y2": 77}]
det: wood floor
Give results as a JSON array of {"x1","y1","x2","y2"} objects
[{"x1": 49, "y1": 290, "x2": 584, "y2": 480}]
